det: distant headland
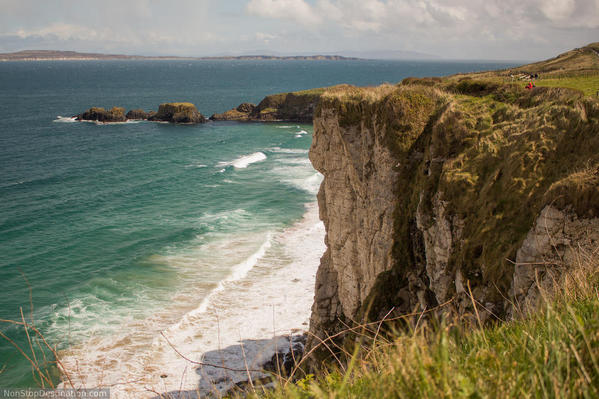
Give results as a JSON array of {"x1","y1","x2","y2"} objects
[{"x1": 0, "y1": 50, "x2": 362, "y2": 61}]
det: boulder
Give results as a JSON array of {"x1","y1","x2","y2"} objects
[
  {"x1": 209, "y1": 103, "x2": 256, "y2": 121},
  {"x1": 148, "y1": 102, "x2": 206, "y2": 124},
  {"x1": 125, "y1": 109, "x2": 149, "y2": 120},
  {"x1": 236, "y1": 102, "x2": 256, "y2": 113},
  {"x1": 76, "y1": 106, "x2": 127, "y2": 122}
]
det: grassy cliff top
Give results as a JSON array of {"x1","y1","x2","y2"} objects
[
  {"x1": 444, "y1": 42, "x2": 599, "y2": 96},
  {"x1": 510, "y1": 42, "x2": 599, "y2": 75}
]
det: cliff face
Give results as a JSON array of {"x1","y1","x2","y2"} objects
[{"x1": 307, "y1": 81, "x2": 599, "y2": 354}]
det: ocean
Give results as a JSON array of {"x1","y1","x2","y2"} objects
[{"x1": 0, "y1": 59, "x2": 517, "y2": 395}]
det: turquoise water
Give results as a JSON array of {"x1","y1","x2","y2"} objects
[{"x1": 0, "y1": 59, "x2": 518, "y2": 387}]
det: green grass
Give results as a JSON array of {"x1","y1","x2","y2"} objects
[
  {"x1": 535, "y1": 75, "x2": 599, "y2": 97},
  {"x1": 245, "y1": 251, "x2": 599, "y2": 399}
]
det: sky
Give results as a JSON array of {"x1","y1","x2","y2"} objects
[{"x1": 0, "y1": 0, "x2": 597, "y2": 60}]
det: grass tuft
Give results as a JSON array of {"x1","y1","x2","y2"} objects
[{"x1": 244, "y1": 246, "x2": 599, "y2": 399}]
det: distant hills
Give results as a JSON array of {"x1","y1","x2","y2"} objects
[{"x1": 0, "y1": 50, "x2": 362, "y2": 61}]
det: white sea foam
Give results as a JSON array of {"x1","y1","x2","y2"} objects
[
  {"x1": 297, "y1": 130, "x2": 308, "y2": 135},
  {"x1": 57, "y1": 204, "x2": 325, "y2": 398},
  {"x1": 53, "y1": 116, "x2": 77, "y2": 123},
  {"x1": 268, "y1": 156, "x2": 323, "y2": 195},
  {"x1": 64, "y1": 118, "x2": 140, "y2": 125},
  {"x1": 218, "y1": 152, "x2": 267, "y2": 169},
  {"x1": 179, "y1": 233, "x2": 272, "y2": 317},
  {"x1": 184, "y1": 162, "x2": 208, "y2": 168},
  {"x1": 269, "y1": 147, "x2": 308, "y2": 154}
]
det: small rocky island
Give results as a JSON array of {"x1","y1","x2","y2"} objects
[
  {"x1": 210, "y1": 87, "x2": 333, "y2": 122},
  {"x1": 75, "y1": 102, "x2": 206, "y2": 124},
  {"x1": 77, "y1": 106, "x2": 128, "y2": 122},
  {"x1": 148, "y1": 102, "x2": 207, "y2": 123}
]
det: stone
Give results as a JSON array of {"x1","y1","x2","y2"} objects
[
  {"x1": 148, "y1": 102, "x2": 206, "y2": 124},
  {"x1": 76, "y1": 106, "x2": 127, "y2": 122}
]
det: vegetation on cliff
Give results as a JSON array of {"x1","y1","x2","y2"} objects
[
  {"x1": 249, "y1": 248, "x2": 599, "y2": 399},
  {"x1": 231, "y1": 43, "x2": 599, "y2": 399},
  {"x1": 290, "y1": 43, "x2": 599, "y2": 399},
  {"x1": 310, "y1": 57, "x2": 599, "y2": 327}
]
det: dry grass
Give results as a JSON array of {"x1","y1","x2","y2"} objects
[{"x1": 246, "y1": 241, "x2": 599, "y2": 399}]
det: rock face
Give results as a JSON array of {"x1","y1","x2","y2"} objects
[
  {"x1": 125, "y1": 109, "x2": 150, "y2": 120},
  {"x1": 76, "y1": 106, "x2": 127, "y2": 122},
  {"x1": 307, "y1": 81, "x2": 599, "y2": 360},
  {"x1": 149, "y1": 102, "x2": 207, "y2": 124},
  {"x1": 210, "y1": 103, "x2": 256, "y2": 121},
  {"x1": 210, "y1": 88, "x2": 330, "y2": 122},
  {"x1": 511, "y1": 205, "x2": 599, "y2": 314}
]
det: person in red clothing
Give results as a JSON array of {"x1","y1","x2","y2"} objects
[{"x1": 525, "y1": 81, "x2": 533, "y2": 89}]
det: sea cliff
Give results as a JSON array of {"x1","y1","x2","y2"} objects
[{"x1": 306, "y1": 77, "x2": 599, "y2": 359}]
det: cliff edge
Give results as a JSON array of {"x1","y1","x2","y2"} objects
[{"x1": 307, "y1": 76, "x2": 599, "y2": 360}]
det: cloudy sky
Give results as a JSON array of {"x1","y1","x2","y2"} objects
[{"x1": 0, "y1": 0, "x2": 597, "y2": 60}]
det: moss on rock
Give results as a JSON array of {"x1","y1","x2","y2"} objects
[
  {"x1": 125, "y1": 109, "x2": 149, "y2": 120},
  {"x1": 76, "y1": 106, "x2": 127, "y2": 122},
  {"x1": 149, "y1": 102, "x2": 206, "y2": 124}
]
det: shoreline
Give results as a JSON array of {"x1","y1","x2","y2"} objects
[{"x1": 58, "y1": 201, "x2": 325, "y2": 398}]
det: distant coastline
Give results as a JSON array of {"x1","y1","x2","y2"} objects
[{"x1": 0, "y1": 50, "x2": 362, "y2": 61}]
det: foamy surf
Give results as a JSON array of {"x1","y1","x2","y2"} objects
[
  {"x1": 57, "y1": 204, "x2": 325, "y2": 398},
  {"x1": 218, "y1": 152, "x2": 267, "y2": 169},
  {"x1": 53, "y1": 116, "x2": 77, "y2": 123},
  {"x1": 269, "y1": 147, "x2": 308, "y2": 154},
  {"x1": 56, "y1": 117, "x2": 141, "y2": 125}
]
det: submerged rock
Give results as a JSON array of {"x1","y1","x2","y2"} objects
[
  {"x1": 76, "y1": 106, "x2": 127, "y2": 122},
  {"x1": 148, "y1": 102, "x2": 207, "y2": 124}
]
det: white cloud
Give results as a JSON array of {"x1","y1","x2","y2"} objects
[
  {"x1": 242, "y1": 0, "x2": 598, "y2": 57},
  {"x1": 14, "y1": 23, "x2": 114, "y2": 42},
  {"x1": 255, "y1": 32, "x2": 277, "y2": 42},
  {"x1": 0, "y1": 0, "x2": 597, "y2": 59},
  {"x1": 246, "y1": 0, "x2": 321, "y2": 25}
]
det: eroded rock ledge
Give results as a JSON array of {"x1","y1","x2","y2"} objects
[{"x1": 307, "y1": 79, "x2": 599, "y2": 361}]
